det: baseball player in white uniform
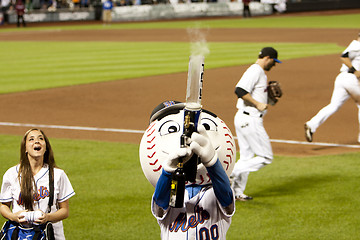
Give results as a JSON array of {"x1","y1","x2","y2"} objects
[
  {"x1": 0, "y1": 128, "x2": 75, "y2": 240},
  {"x1": 230, "y1": 47, "x2": 282, "y2": 201},
  {"x1": 139, "y1": 101, "x2": 236, "y2": 240},
  {"x1": 305, "y1": 32, "x2": 360, "y2": 142}
]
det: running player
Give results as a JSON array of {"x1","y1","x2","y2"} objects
[
  {"x1": 305, "y1": 32, "x2": 360, "y2": 142},
  {"x1": 231, "y1": 47, "x2": 282, "y2": 201}
]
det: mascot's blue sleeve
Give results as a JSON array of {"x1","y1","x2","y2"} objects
[
  {"x1": 206, "y1": 160, "x2": 233, "y2": 207},
  {"x1": 153, "y1": 169, "x2": 172, "y2": 210}
]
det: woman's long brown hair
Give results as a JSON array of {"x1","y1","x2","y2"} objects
[{"x1": 18, "y1": 128, "x2": 56, "y2": 210}]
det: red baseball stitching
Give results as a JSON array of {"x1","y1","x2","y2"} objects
[
  {"x1": 222, "y1": 124, "x2": 235, "y2": 171},
  {"x1": 146, "y1": 122, "x2": 156, "y2": 133},
  {"x1": 153, "y1": 165, "x2": 162, "y2": 172},
  {"x1": 147, "y1": 136, "x2": 156, "y2": 143},
  {"x1": 149, "y1": 159, "x2": 158, "y2": 165},
  {"x1": 198, "y1": 175, "x2": 204, "y2": 185},
  {"x1": 224, "y1": 161, "x2": 229, "y2": 170},
  {"x1": 147, "y1": 152, "x2": 156, "y2": 158},
  {"x1": 145, "y1": 123, "x2": 161, "y2": 173},
  {"x1": 147, "y1": 144, "x2": 155, "y2": 150},
  {"x1": 147, "y1": 128, "x2": 155, "y2": 137},
  {"x1": 206, "y1": 173, "x2": 211, "y2": 183},
  {"x1": 224, "y1": 133, "x2": 233, "y2": 139}
]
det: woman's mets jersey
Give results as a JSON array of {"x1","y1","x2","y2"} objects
[{"x1": 0, "y1": 164, "x2": 75, "y2": 239}]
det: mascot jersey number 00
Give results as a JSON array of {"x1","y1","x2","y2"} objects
[{"x1": 139, "y1": 101, "x2": 236, "y2": 240}]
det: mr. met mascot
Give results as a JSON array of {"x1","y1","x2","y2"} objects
[{"x1": 139, "y1": 100, "x2": 236, "y2": 240}]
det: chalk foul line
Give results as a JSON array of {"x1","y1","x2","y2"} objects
[
  {"x1": 0, "y1": 121, "x2": 144, "y2": 134},
  {"x1": 269, "y1": 139, "x2": 360, "y2": 149},
  {"x1": 0, "y1": 121, "x2": 359, "y2": 149}
]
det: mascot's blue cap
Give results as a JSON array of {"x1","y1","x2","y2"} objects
[
  {"x1": 149, "y1": 100, "x2": 217, "y2": 124},
  {"x1": 149, "y1": 101, "x2": 185, "y2": 123}
]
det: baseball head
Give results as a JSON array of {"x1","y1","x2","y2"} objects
[{"x1": 139, "y1": 101, "x2": 236, "y2": 187}]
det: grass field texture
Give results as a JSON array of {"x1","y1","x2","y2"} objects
[
  {"x1": 1, "y1": 12, "x2": 360, "y2": 239},
  {"x1": 1, "y1": 13, "x2": 359, "y2": 94},
  {"x1": 0, "y1": 135, "x2": 359, "y2": 239},
  {"x1": 0, "y1": 41, "x2": 343, "y2": 94}
]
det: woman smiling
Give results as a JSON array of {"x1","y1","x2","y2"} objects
[{"x1": 0, "y1": 128, "x2": 75, "y2": 239}]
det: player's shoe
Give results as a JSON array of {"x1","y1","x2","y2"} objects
[
  {"x1": 235, "y1": 194, "x2": 253, "y2": 201},
  {"x1": 304, "y1": 123, "x2": 313, "y2": 142}
]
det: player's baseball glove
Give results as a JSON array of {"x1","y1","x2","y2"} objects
[{"x1": 267, "y1": 81, "x2": 282, "y2": 105}]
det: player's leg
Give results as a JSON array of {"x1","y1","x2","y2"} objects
[
  {"x1": 106, "y1": 11, "x2": 110, "y2": 23},
  {"x1": 234, "y1": 155, "x2": 271, "y2": 172},
  {"x1": 22, "y1": 15, "x2": 26, "y2": 27},
  {"x1": 232, "y1": 111, "x2": 257, "y2": 176},
  {"x1": 306, "y1": 73, "x2": 350, "y2": 134},
  {"x1": 343, "y1": 73, "x2": 360, "y2": 142},
  {"x1": 236, "y1": 116, "x2": 273, "y2": 171},
  {"x1": 232, "y1": 114, "x2": 272, "y2": 200},
  {"x1": 102, "y1": 10, "x2": 106, "y2": 23},
  {"x1": 231, "y1": 111, "x2": 255, "y2": 199},
  {"x1": 232, "y1": 115, "x2": 273, "y2": 173},
  {"x1": 232, "y1": 171, "x2": 251, "y2": 201}
]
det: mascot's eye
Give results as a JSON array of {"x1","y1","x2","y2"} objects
[
  {"x1": 159, "y1": 121, "x2": 181, "y2": 136},
  {"x1": 201, "y1": 118, "x2": 217, "y2": 131}
]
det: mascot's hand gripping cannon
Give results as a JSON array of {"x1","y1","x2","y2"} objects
[
  {"x1": 169, "y1": 55, "x2": 204, "y2": 208},
  {"x1": 139, "y1": 56, "x2": 236, "y2": 214}
]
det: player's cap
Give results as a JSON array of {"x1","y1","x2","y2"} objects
[
  {"x1": 149, "y1": 101, "x2": 185, "y2": 123},
  {"x1": 259, "y1": 47, "x2": 282, "y2": 63}
]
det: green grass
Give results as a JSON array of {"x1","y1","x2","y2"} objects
[
  {"x1": 1, "y1": 13, "x2": 360, "y2": 32},
  {"x1": 0, "y1": 41, "x2": 342, "y2": 93},
  {"x1": 1, "y1": 12, "x2": 360, "y2": 239},
  {"x1": 0, "y1": 134, "x2": 359, "y2": 239},
  {"x1": 0, "y1": 11, "x2": 356, "y2": 93},
  {"x1": 229, "y1": 153, "x2": 360, "y2": 239},
  {"x1": 0, "y1": 134, "x2": 158, "y2": 239}
]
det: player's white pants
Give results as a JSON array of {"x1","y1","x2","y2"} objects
[
  {"x1": 231, "y1": 110, "x2": 273, "y2": 196},
  {"x1": 306, "y1": 72, "x2": 360, "y2": 134}
]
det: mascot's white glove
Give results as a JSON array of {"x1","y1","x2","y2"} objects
[
  {"x1": 189, "y1": 125, "x2": 218, "y2": 168},
  {"x1": 163, "y1": 147, "x2": 191, "y2": 173}
]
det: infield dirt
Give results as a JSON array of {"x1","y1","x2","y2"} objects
[{"x1": 1, "y1": 9, "x2": 360, "y2": 157}]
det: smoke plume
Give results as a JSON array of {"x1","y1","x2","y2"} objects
[{"x1": 187, "y1": 26, "x2": 210, "y2": 57}]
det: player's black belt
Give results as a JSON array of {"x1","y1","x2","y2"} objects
[{"x1": 243, "y1": 111, "x2": 263, "y2": 118}]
